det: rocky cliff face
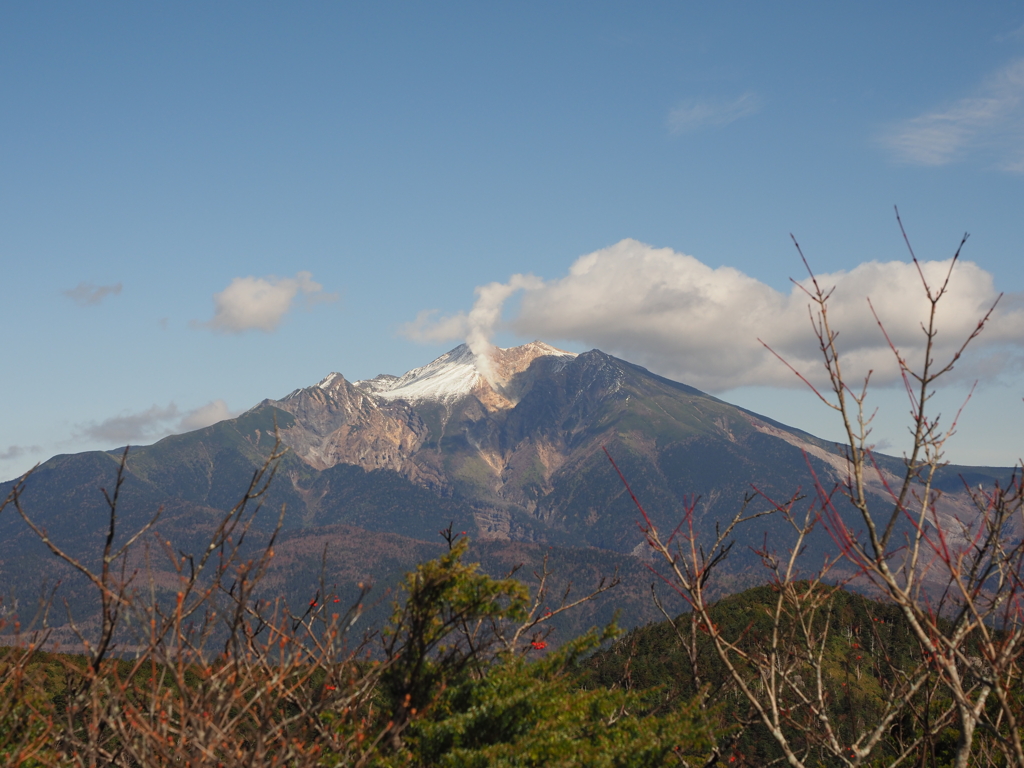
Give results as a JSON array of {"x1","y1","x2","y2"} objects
[
  {"x1": 266, "y1": 342, "x2": 582, "y2": 499},
  {"x1": 269, "y1": 373, "x2": 437, "y2": 483}
]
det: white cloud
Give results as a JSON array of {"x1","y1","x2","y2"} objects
[
  {"x1": 63, "y1": 282, "x2": 122, "y2": 306},
  {"x1": 195, "y1": 271, "x2": 336, "y2": 333},
  {"x1": 407, "y1": 239, "x2": 1024, "y2": 393},
  {"x1": 401, "y1": 309, "x2": 471, "y2": 344},
  {"x1": 177, "y1": 400, "x2": 237, "y2": 431},
  {"x1": 74, "y1": 400, "x2": 240, "y2": 446},
  {"x1": 880, "y1": 58, "x2": 1024, "y2": 171},
  {"x1": 668, "y1": 93, "x2": 762, "y2": 134}
]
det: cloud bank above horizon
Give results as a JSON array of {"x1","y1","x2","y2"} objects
[{"x1": 403, "y1": 239, "x2": 1024, "y2": 393}]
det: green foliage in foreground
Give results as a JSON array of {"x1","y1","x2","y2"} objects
[
  {"x1": 0, "y1": 540, "x2": 723, "y2": 767},
  {"x1": 580, "y1": 584, "x2": 992, "y2": 767},
  {"x1": 372, "y1": 539, "x2": 721, "y2": 766},
  {"x1": 405, "y1": 632, "x2": 718, "y2": 767},
  {"x1": 13, "y1": 541, "x2": 993, "y2": 767}
]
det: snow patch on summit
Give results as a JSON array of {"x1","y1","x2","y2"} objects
[
  {"x1": 358, "y1": 344, "x2": 480, "y2": 403},
  {"x1": 317, "y1": 372, "x2": 343, "y2": 390},
  {"x1": 354, "y1": 341, "x2": 576, "y2": 404}
]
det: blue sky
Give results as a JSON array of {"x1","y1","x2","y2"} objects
[{"x1": 3, "y1": 2, "x2": 1024, "y2": 480}]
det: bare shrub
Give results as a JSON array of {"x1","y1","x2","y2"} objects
[
  {"x1": 611, "y1": 212, "x2": 1024, "y2": 767},
  {"x1": 0, "y1": 437, "x2": 632, "y2": 766}
]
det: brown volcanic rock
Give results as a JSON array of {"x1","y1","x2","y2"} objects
[
  {"x1": 266, "y1": 373, "x2": 448, "y2": 489},
  {"x1": 262, "y1": 342, "x2": 581, "y2": 498}
]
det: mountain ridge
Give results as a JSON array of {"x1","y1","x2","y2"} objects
[{"x1": 1, "y1": 341, "x2": 1015, "y2": 635}]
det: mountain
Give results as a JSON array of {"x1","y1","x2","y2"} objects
[{"x1": 0, "y1": 342, "x2": 1013, "y2": 636}]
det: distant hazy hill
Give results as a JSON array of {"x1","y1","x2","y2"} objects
[{"x1": 1, "y1": 342, "x2": 1012, "y2": 637}]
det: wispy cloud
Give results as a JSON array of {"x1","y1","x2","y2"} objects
[
  {"x1": 995, "y1": 22, "x2": 1024, "y2": 42},
  {"x1": 177, "y1": 400, "x2": 237, "y2": 432},
  {"x1": 407, "y1": 239, "x2": 1024, "y2": 393},
  {"x1": 74, "y1": 400, "x2": 240, "y2": 446},
  {"x1": 870, "y1": 438, "x2": 894, "y2": 453},
  {"x1": 668, "y1": 93, "x2": 762, "y2": 134},
  {"x1": 402, "y1": 310, "x2": 471, "y2": 344},
  {"x1": 880, "y1": 58, "x2": 1024, "y2": 171},
  {"x1": 63, "y1": 282, "x2": 123, "y2": 306},
  {"x1": 0, "y1": 444, "x2": 41, "y2": 461},
  {"x1": 75, "y1": 404, "x2": 181, "y2": 444},
  {"x1": 193, "y1": 271, "x2": 337, "y2": 333}
]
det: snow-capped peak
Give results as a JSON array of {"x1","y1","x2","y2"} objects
[
  {"x1": 317, "y1": 372, "x2": 343, "y2": 390},
  {"x1": 356, "y1": 344, "x2": 480, "y2": 403},
  {"x1": 353, "y1": 341, "x2": 576, "y2": 404}
]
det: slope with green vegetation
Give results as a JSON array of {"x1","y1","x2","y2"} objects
[{"x1": 582, "y1": 585, "x2": 989, "y2": 766}]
